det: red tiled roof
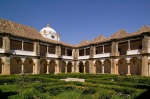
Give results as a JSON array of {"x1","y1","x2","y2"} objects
[
  {"x1": 0, "y1": 18, "x2": 74, "y2": 47},
  {"x1": 92, "y1": 35, "x2": 106, "y2": 43},
  {"x1": 133, "y1": 25, "x2": 150, "y2": 34},
  {"x1": 109, "y1": 29, "x2": 129, "y2": 39},
  {"x1": 0, "y1": 18, "x2": 150, "y2": 48},
  {"x1": 76, "y1": 40, "x2": 90, "y2": 47}
]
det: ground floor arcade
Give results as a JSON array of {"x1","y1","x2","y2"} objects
[{"x1": 0, "y1": 55, "x2": 149, "y2": 76}]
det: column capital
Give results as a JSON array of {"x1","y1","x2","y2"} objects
[
  {"x1": 101, "y1": 64, "x2": 104, "y2": 66},
  {"x1": 1, "y1": 62, "x2": 4, "y2": 65},
  {"x1": 21, "y1": 59, "x2": 25, "y2": 64}
]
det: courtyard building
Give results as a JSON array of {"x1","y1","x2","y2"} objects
[{"x1": 0, "y1": 18, "x2": 150, "y2": 76}]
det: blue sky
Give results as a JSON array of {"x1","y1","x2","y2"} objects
[{"x1": 0, "y1": 0, "x2": 150, "y2": 44}]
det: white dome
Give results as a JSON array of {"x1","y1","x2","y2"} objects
[
  {"x1": 40, "y1": 24, "x2": 56, "y2": 34},
  {"x1": 39, "y1": 24, "x2": 60, "y2": 41}
]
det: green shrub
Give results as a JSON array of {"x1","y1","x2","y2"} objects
[
  {"x1": 0, "y1": 77, "x2": 16, "y2": 84},
  {"x1": 48, "y1": 86, "x2": 65, "y2": 96},
  {"x1": 21, "y1": 88, "x2": 37, "y2": 99},
  {"x1": 34, "y1": 84, "x2": 47, "y2": 93},
  {"x1": 83, "y1": 88, "x2": 96, "y2": 95},
  {"x1": 97, "y1": 89, "x2": 115, "y2": 99}
]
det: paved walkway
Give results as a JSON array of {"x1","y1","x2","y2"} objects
[{"x1": 60, "y1": 78, "x2": 85, "y2": 82}]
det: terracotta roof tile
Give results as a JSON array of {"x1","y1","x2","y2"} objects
[
  {"x1": 109, "y1": 29, "x2": 129, "y2": 39},
  {"x1": 0, "y1": 18, "x2": 43, "y2": 39},
  {"x1": 76, "y1": 40, "x2": 90, "y2": 47},
  {"x1": 0, "y1": 18, "x2": 74, "y2": 47},
  {"x1": 92, "y1": 35, "x2": 106, "y2": 43},
  {"x1": 133, "y1": 25, "x2": 150, "y2": 34}
]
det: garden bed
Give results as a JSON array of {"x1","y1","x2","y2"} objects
[{"x1": 0, "y1": 73, "x2": 150, "y2": 99}]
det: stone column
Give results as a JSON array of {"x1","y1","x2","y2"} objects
[
  {"x1": 34, "y1": 41, "x2": 40, "y2": 56},
  {"x1": 102, "y1": 45, "x2": 105, "y2": 53},
  {"x1": 33, "y1": 40, "x2": 40, "y2": 74},
  {"x1": 73, "y1": 48, "x2": 78, "y2": 73},
  {"x1": 94, "y1": 64, "x2": 96, "y2": 74},
  {"x1": 46, "y1": 64, "x2": 49, "y2": 74},
  {"x1": 46, "y1": 60, "x2": 49, "y2": 74},
  {"x1": 142, "y1": 54, "x2": 148, "y2": 76},
  {"x1": 2, "y1": 34, "x2": 11, "y2": 75},
  {"x1": 65, "y1": 65, "x2": 67, "y2": 73},
  {"x1": 46, "y1": 45, "x2": 49, "y2": 53},
  {"x1": 2, "y1": 34, "x2": 10, "y2": 75},
  {"x1": 111, "y1": 39, "x2": 118, "y2": 74},
  {"x1": 34, "y1": 58, "x2": 40, "y2": 74},
  {"x1": 128, "y1": 40, "x2": 130, "y2": 50},
  {"x1": 21, "y1": 41, "x2": 24, "y2": 50},
  {"x1": 3, "y1": 33, "x2": 10, "y2": 52},
  {"x1": 32, "y1": 63, "x2": 35, "y2": 74},
  {"x1": 55, "y1": 59, "x2": 60, "y2": 74},
  {"x1": 141, "y1": 33, "x2": 149, "y2": 76},
  {"x1": 111, "y1": 58, "x2": 117, "y2": 74},
  {"x1": 74, "y1": 61, "x2": 78, "y2": 73},
  {"x1": 93, "y1": 46, "x2": 96, "y2": 55},
  {"x1": 55, "y1": 44, "x2": 61, "y2": 74},
  {"x1": 84, "y1": 49, "x2": 86, "y2": 56},
  {"x1": 148, "y1": 62, "x2": 150, "y2": 76},
  {"x1": 1, "y1": 62, "x2": 4, "y2": 74},
  {"x1": 65, "y1": 48, "x2": 67, "y2": 56},
  {"x1": 54, "y1": 65, "x2": 57, "y2": 74},
  {"x1": 55, "y1": 45, "x2": 61, "y2": 58},
  {"x1": 116, "y1": 63, "x2": 119, "y2": 75},
  {"x1": 89, "y1": 60, "x2": 94, "y2": 73},
  {"x1": 71, "y1": 64, "x2": 74, "y2": 73},
  {"x1": 84, "y1": 65, "x2": 86, "y2": 73},
  {"x1": 77, "y1": 64, "x2": 79, "y2": 73},
  {"x1": 90, "y1": 45, "x2": 94, "y2": 58},
  {"x1": 102, "y1": 65, "x2": 104, "y2": 74},
  {"x1": 21, "y1": 59, "x2": 25, "y2": 74},
  {"x1": 127, "y1": 60, "x2": 131, "y2": 75},
  {"x1": 111, "y1": 40, "x2": 118, "y2": 56},
  {"x1": 89, "y1": 45, "x2": 94, "y2": 73},
  {"x1": 3, "y1": 56, "x2": 10, "y2": 75}
]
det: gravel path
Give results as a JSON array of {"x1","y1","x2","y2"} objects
[{"x1": 60, "y1": 78, "x2": 85, "y2": 82}]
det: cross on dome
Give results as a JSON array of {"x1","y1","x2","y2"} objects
[{"x1": 47, "y1": 23, "x2": 50, "y2": 27}]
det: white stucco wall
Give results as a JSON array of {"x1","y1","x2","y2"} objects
[{"x1": 94, "y1": 53, "x2": 110, "y2": 58}]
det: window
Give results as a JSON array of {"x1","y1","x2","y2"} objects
[{"x1": 51, "y1": 35, "x2": 55, "y2": 39}]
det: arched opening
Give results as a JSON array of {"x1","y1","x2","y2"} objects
[
  {"x1": 61, "y1": 61, "x2": 66, "y2": 73},
  {"x1": 24, "y1": 58, "x2": 33, "y2": 73},
  {"x1": 130, "y1": 57, "x2": 142, "y2": 75},
  {"x1": 67, "y1": 61, "x2": 72, "y2": 73},
  {"x1": 10, "y1": 57, "x2": 22, "y2": 74},
  {"x1": 40, "y1": 59, "x2": 47, "y2": 74},
  {"x1": 49, "y1": 60, "x2": 55, "y2": 74},
  {"x1": 118, "y1": 58, "x2": 128, "y2": 75},
  {"x1": 0, "y1": 58, "x2": 2, "y2": 74},
  {"x1": 104, "y1": 59, "x2": 111, "y2": 73},
  {"x1": 79, "y1": 61, "x2": 84, "y2": 73},
  {"x1": 95, "y1": 60, "x2": 102, "y2": 73},
  {"x1": 85, "y1": 61, "x2": 89, "y2": 73}
]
